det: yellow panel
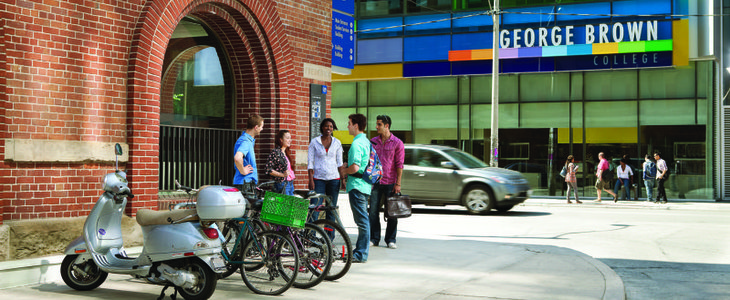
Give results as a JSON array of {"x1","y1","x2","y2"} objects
[
  {"x1": 558, "y1": 128, "x2": 583, "y2": 144},
  {"x1": 332, "y1": 64, "x2": 403, "y2": 81},
  {"x1": 585, "y1": 127, "x2": 637, "y2": 144},
  {"x1": 592, "y1": 43, "x2": 619, "y2": 54},
  {"x1": 334, "y1": 130, "x2": 353, "y2": 144},
  {"x1": 472, "y1": 49, "x2": 493, "y2": 60},
  {"x1": 672, "y1": 19, "x2": 689, "y2": 67}
]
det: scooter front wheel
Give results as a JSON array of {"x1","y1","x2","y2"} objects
[
  {"x1": 177, "y1": 258, "x2": 218, "y2": 300},
  {"x1": 60, "y1": 254, "x2": 108, "y2": 291}
]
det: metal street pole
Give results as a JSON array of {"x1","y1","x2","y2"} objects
[{"x1": 490, "y1": 0, "x2": 500, "y2": 167}]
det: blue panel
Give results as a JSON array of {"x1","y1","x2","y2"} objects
[
  {"x1": 557, "y1": 2, "x2": 611, "y2": 22},
  {"x1": 452, "y1": 32, "x2": 492, "y2": 51},
  {"x1": 333, "y1": 0, "x2": 354, "y2": 15},
  {"x1": 403, "y1": 62, "x2": 451, "y2": 77},
  {"x1": 405, "y1": 14, "x2": 451, "y2": 34},
  {"x1": 358, "y1": 17, "x2": 403, "y2": 37},
  {"x1": 613, "y1": 0, "x2": 672, "y2": 16},
  {"x1": 332, "y1": 11, "x2": 355, "y2": 69},
  {"x1": 452, "y1": 11, "x2": 493, "y2": 30},
  {"x1": 452, "y1": 61, "x2": 492, "y2": 76},
  {"x1": 404, "y1": 35, "x2": 450, "y2": 62},
  {"x1": 357, "y1": 38, "x2": 403, "y2": 64},
  {"x1": 502, "y1": 58, "x2": 556, "y2": 73},
  {"x1": 504, "y1": 6, "x2": 558, "y2": 27}
]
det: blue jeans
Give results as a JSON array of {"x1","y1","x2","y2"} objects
[
  {"x1": 643, "y1": 178, "x2": 655, "y2": 201},
  {"x1": 274, "y1": 180, "x2": 294, "y2": 195},
  {"x1": 613, "y1": 178, "x2": 630, "y2": 200},
  {"x1": 312, "y1": 179, "x2": 342, "y2": 226},
  {"x1": 348, "y1": 189, "x2": 370, "y2": 262},
  {"x1": 369, "y1": 183, "x2": 397, "y2": 246}
]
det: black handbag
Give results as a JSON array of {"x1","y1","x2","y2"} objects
[{"x1": 385, "y1": 193, "x2": 412, "y2": 220}]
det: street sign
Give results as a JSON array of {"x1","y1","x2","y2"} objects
[
  {"x1": 332, "y1": 11, "x2": 354, "y2": 70},
  {"x1": 333, "y1": 0, "x2": 354, "y2": 15}
]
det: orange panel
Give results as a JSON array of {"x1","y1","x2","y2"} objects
[{"x1": 448, "y1": 50, "x2": 472, "y2": 61}]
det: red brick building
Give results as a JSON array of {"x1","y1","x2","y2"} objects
[{"x1": 0, "y1": 0, "x2": 332, "y2": 224}]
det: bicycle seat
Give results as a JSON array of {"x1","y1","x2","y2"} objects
[{"x1": 251, "y1": 199, "x2": 264, "y2": 211}]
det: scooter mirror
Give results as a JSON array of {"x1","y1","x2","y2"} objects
[{"x1": 115, "y1": 143, "x2": 123, "y2": 156}]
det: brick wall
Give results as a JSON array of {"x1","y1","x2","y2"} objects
[{"x1": 1, "y1": 0, "x2": 331, "y2": 224}]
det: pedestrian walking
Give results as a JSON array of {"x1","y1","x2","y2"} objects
[
  {"x1": 613, "y1": 158, "x2": 633, "y2": 202},
  {"x1": 654, "y1": 151, "x2": 669, "y2": 204},
  {"x1": 369, "y1": 115, "x2": 405, "y2": 249},
  {"x1": 642, "y1": 154, "x2": 657, "y2": 202},
  {"x1": 266, "y1": 130, "x2": 295, "y2": 195},
  {"x1": 342, "y1": 113, "x2": 372, "y2": 263},
  {"x1": 564, "y1": 155, "x2": 581, "y2": 204},
  {"x1": 594, "y1": 152, "x2": 618, "y2": 202},
  {"x1": 233, "y1": 114, "x2": 264, "y2": 193},
  {"x1": 307, "y1": 118, "x2": 345, "y2": 223}
]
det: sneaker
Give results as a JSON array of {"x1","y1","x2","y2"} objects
[
  {"x1": 387, "y1": 242, "x2": 397, "y2": 249},
  {"x1": 370, "y1": 241, "x2": 376, "y2": 247}
]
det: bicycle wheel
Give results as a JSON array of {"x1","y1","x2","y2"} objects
[
  {"x1": 313, "y1": 219, "x2": 352, "y2": 281},
  {"x1": 291, "y1": 223, "x2": 332, "y2": 289},
  {"x1": 220, "y1": 220, "x2": 243, "y2": 279},
  {"x1": 241, "y1": 230, "x2": 298, "y2": 295},
  {"x1": 243, "y1": 219, "x2": 268, "y2": 272}
]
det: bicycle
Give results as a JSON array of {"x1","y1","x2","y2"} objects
[
  {"x1": 176, "y1": 181, "x2": 299, "y2": 296},
  {"x1": 303, "y1": 192, "x2": 353, "y2": 281}
]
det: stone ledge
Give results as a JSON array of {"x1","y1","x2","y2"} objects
[{"x1": 5, "y1": 139, "x2": 129, "y2": 163}]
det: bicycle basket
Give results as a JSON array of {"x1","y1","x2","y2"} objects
[{"x1": 260, "y1": 191, "x2": 309, "y2": 229}]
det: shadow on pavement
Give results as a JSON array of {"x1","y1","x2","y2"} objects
[{"x1": 411, "y1": 207, "x2": 552, "y2": 217}]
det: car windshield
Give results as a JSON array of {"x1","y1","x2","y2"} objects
[{"x1": 443, "y1": 149, "x2": 488, "y2": 169}]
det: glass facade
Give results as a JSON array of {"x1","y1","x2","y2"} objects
[{"x1": 332, "y1": 61, "x2": 716, "y2": 199}]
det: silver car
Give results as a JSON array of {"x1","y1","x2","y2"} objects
[{"x1": 400, "y1": 144, "x2": 532, "y2": 214}]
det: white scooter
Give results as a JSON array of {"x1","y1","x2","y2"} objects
[{"x1": 61, "y1": 143, "x2": 245, "y2": 300}]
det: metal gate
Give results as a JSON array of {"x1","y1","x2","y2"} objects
[{"x1": 159, "y1": 125, "x2": 241, "y2": 191}]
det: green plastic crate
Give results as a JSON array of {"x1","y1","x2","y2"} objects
[{"x1": 260, "y1": 191, "x2": 309, "y2": 229}]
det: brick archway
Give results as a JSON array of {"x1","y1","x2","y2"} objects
[{"x1": 126, "y1": 0, "x2": 293, "y2": 213}]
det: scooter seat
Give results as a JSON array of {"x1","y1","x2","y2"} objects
[{"x1": 136, "y1": 209, "x2": 200, "y2": 226}]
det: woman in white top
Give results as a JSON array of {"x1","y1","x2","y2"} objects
[
  {"x1": 307, "y1": 118, "x2": 345, "y2": 222},
  {"x1": 612, "y1": 158, "x2": 633, "y2": 202}
]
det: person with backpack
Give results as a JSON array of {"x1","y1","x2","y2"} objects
[
  {"x1": 654, "y1": 151, "x2": 669, "y2": 204},
  {"x1": 643, "y1": 154, "x2": 657, "y2": 203},
  {"x1": 369, "y1": 115, "x2": 404, "y2": 249},
  {"x1": 343, "y1": 113, "x2": 373, "y2": 263}
]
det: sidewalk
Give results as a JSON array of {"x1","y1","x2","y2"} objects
[{"x1": 522, "y1": 196, "x2": 730, "y2": 211}]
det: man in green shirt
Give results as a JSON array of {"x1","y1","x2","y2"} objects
[{"x1": 343, "y1": 113, "x2": 372, "y2": 263}]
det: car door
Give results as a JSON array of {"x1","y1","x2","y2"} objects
[{"x1": 401, "y1": 148, "x2": 459, "y2": 202}]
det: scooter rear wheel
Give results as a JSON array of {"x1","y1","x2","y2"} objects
[
  {"x1": 176, "y1": 258, "x2": 218, "y2": 300},
  {"x1": 60, "y1": 254, "x2": 108, "y2": 291}
]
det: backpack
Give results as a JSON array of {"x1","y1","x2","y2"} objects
[
  {"x1": 644, "y1": 162, "x2": 657, "y2": 179},
  {"x1": 353, "y1": 143, "x2": 382, "y2": 185},
  {"x1": 601, "y1": 165, "x2": 614, "y2": 182}
]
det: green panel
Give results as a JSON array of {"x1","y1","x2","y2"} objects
[
  {"x1": 414, "y1": 77, "x2": 458, "y2": 105},
  {"x1": 471, "y1": 104, "x2": 519, "y2": 129},
  {"x1": 618, "y1": 41, "x2": 645, "y2": 53},
  {"x1": 459, "y1": 105, "x2": 470, "y2": 132},
  {"x1": 520, "y1": 73, "x2": 570, "y2": 102},
  {"x1": 521, "y1": 103, "x2": 570, "y2": 128},
  {"x1": 698, "y1": 99, "x2": 707, "y2": 125},
  {"x1": 639, "y1": 99, "x2": 696, "y2": 126},
  {"x1": 357, "y1": 82, "x2": 368, "y2": 106},
  {"x1": 644, "y1": 40, "x2": 673, "y2": 52},
  {"x1": 585, "y1": 101, "x2": 637, "y2": 128},
  {"x1": 330, "y1": 108, "x2": 356, "y2": 129},
  {"x1": 369, "y1": 79, "x2": 412, "y2": 106},
  {"x1": 368, "y1": 106, "x2": 413, "y2": 130},
  {"x1": 570, "y1": 72, "x2": 583, "y2": 101},
  {"x1": 584, "y1": 70, "x2": 638, "y2": 100},
  {"x1": 459, "y1": 76, "x2": 470, "y2": 104},
  {"x1": 571, "y1": 102, "x2": 583, "y2": 128},
  {"x1": 639, "y1": 66, "x2": 695, "y2": 99},
  {"x1": 332, "y1": 82, "x2": 357, "y2": 107},
  {"x1": 413, "y1": 105, "x2": 457, "y2": 144},
  {"x1": 696, "y1": 61, "x2": 710, "y2": 99},
  {"x1": 471, "y1": 75, "x2": 519, "y2": 104}
]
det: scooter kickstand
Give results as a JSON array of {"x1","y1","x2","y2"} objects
[{"x1": 157, "y1": 283, "x2": 179, "y2": 300}]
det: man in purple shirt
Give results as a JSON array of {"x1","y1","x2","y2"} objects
[{"x1": 369, "y1": 115, "x2": 405, "y2": 249}]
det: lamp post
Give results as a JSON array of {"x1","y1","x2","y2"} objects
[{"x1": 490, "y1": 0, "x2": 500, "y2": 167}]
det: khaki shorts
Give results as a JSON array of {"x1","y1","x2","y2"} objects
[{"x1": 595, "y1": 178, "x2": 611, "y2": 190}]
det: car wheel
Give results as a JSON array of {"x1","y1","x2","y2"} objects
[
  {"x1": 495, "y1": 205, "x2": 514, "y2": 213},
  {"x1": 462, "y1": 186, "x2": 494, "y2": 214}
]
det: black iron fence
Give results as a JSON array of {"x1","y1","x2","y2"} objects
[{"x1": 159, "y1": 125, "x2": 241, "y2": 191}]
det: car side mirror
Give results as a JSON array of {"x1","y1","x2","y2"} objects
[{"x1": 440, "y1": 161, "x2": 457, "y2": 169}]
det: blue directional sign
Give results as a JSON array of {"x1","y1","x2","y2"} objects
[
  {"x1": 333, "y1": 0, "x2": 354, "y2": 15},
  {"x1": 332, "y1": 11, "x2": 354, "y2": 70}
]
